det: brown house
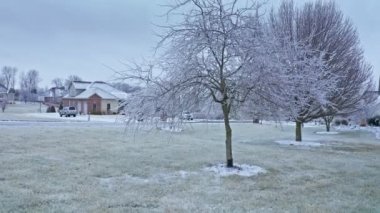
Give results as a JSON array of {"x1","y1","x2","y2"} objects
[{"x1": 62, "y1": 81, "x2": 128, "y2": 115}]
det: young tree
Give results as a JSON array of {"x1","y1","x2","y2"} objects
[
  {"x1": 1, "y1": 100, "x2": 6, "y2": 112},
  {"x1": 19, "y1": 72, "x2": 29, "y2": 103},
  {"x1": 65, "y1": 75, "x2": 82, "y2": 90},
  {"x1": 120, "y1": 0, "x2": 266, "y2": 167},
  {"x1": 19, "y1": 70, "x2": 40, "y2": 102},
  {"x1": 0, "y1": 66, "x2": 17, "y2": 91},
  {"x1": 51, "y1": 78, "x2": 64, "y2": 88}
]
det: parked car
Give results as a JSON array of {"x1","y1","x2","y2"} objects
[
  {"x1": 182, "y1": 111, "x2": 193, "y2": 120},
  {"x1": 59, "y1": 106, "x2": 78, "y2": 117}
]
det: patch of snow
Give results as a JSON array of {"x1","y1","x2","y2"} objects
[
  {"x1": 275, "y1": 140, "x2": 322, "y2": 147},
  {"x1": 152, "y1": 170, "x2": 198, "y2": 182},
  {"x1": 99, "y1": 174, "x2": 149, "y2": 188},
  {"x1": 24, "y1": 112, "x2": 121, "y2": 123},
  {"x1": 362, "y1": 127, "x2": 380, "y2": 140},
  {"x1": 159, "y1": 126, "x2": 184, "y2": 132},
  {"x1": 98, "y1": 170, "x2": 196, "y2": 188},
  {"x1": 334, "y1": 125, "x2": 360, "y2": 131},
  {"x1": 375, "y1": 132, "x2": 380, "y2": 140},
  {"x1": 315, "y1": 131, "x2": 339, "y2": 135},
  {"x1": 278, "y1": 121, "x2": 322, "y2": 128},
  {"x1": 335, "y1": 126, "x2": 380, "y2": 140},
  {"x1": 178, "y1": 170, "x2": 190, "y2": 178},
  {"x1": 204, "y1": 163, "x2": 266, "y2": 177}
]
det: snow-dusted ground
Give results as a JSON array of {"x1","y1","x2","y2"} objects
[
  {"x1": 203, "y1": 163, "x2": 266, "y2": 177},
  {"x1": 335, "y1": 125, "x2": 380, "y2": 139},
  {"x1": 0, "y1": 103, "x2": 379, "y2": 212},
  {"x1": 315, "y1": 131, "x2": 340, "y2": 135},
  {"x1": 275, "y1": 140, "x2": 323, "y2": 147}
]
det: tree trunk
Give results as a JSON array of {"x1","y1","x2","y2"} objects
[
  {"x1": 325, "y1": 121, "x2": 330, "y2": 132},
  {"x1": 295, "y1": 121, "x2": 302, "y2": 142},
  {"x1": 323, "y1": 116, "x2": 334, "y2": 132},
  {"x1": 222, "y1": 104, "x2": 233, "y2": 167}
]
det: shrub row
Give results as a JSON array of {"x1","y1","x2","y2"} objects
[
  {"x1": 367, "y1": 116, "x2": 380, "y2": 126},
  {"x1": 334, "y1": 119, "x2": 348, "y2": 126},
  {"x1": 46, "y1": 106, "x2": 56, "y2": 113}
]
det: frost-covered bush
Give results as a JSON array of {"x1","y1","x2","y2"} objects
[
  {"x1": 334, "y1": 119, "x2": 349, "y2": 126},
  {"x1": 341, "y1": 119, "x2": 349, "y2": 126},
  {"x1": 46, "y1": 106, "x2": 56, "y2": 113},
  {"x1": 367, "y1": 116, "x2": 380, "y2": 126}
]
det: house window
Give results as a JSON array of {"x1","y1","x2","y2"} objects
[
  {"x1": 93, "y1": 103, "x2": 97, "y2": 112},
  {"x1": 107, "y1": 103, "x2": 111, "y2": 111}
]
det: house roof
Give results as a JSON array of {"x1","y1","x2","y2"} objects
[
  {"x1": 87, "y1": 82, "x2": 128, "y2": 99},
  {"x1": 49, "y1": 86, "x2": 65, "y2": 91},
  {"x1": 71, "y1": 81, "x2": 91, "y2": 90},
  {"x1": 64, "y1": 81, "x2": 128, "y2": 100},
  {"x1": 75, "y1": 88, "x2": 118, "y2": 99}
]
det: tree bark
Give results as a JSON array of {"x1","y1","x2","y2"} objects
[
  {"x1": 325, "y1": 121, "x2": 330, "y2": 132},
  {"x1": 323, "y1": 116, "x2": 334, "y2": 132},
  {"x1": 295, "y1": 121, "x2": 302, "y2": 142},
  {"x1": 222, "y1": 103, "x2": 233, "y2": 167}
]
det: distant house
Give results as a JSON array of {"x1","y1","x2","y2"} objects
[
  {"x1": 45, "y1": 86, "x2": 66, "y2": 104},
  {"x1": 62, "y1": 81, "x2": 128, "y2": 115}
]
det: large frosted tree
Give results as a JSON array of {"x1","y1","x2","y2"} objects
[
  {"x1": 296, "y1": 1, "x2": 374, "y2": 131},
  {"x1": 268, "y1": 1, "x2": 338, "y2": 141},
  {"x1": 121, "y1": 0, "x2": 267, "y2": 167},
  {"x1": 268, "y1": 0, "x2": 374, "y2": 140}
]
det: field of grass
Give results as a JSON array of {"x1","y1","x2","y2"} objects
[{"x1": 0, "y1": 103, "x2": 379, "y2": 212}]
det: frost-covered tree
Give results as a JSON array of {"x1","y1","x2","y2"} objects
[
  {"x1": 120, "y1": 0, "x2": 267, "y2": 167},
  {"x1": 64, "y1": 75, "x2": 82, "y2": 90},
  {"x1": 19, "y1": 70, "x2": 40, "y2": 102},
  {"x1": 271, "y1": 0, "x2": 374, "y2": 133},
  {"x1": 112, "y1": 82, "x2": 141, "y2": 93},
  {"x1": 51, "y1": 78, "x2": 64, "y2": 88},
  {"x1": 0, "y1": 66, "x2": 17, "y2": 92},
  {"x1": 268, "y1": 1, "x2": 340, "y2": 141},
  {"x1": 322, "y1": 61, "x2": 375, "y2": 131}
]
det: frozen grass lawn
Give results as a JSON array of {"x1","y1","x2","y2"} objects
[
  {"x1": 1, "y1": 104, "x2": 380, "y2": 211},
  {"x1": 0, "y1": 102, "x2": 123, "y2": 123},
  {"x1": 1, "y1": 119, "x2": 380, "y2": 212},
  {"x1": 2, "y1": 102, "x2": 47, "y2": 114},
  {"x1": 0, "y1": 102, "x2": 50, "y2": 121}
]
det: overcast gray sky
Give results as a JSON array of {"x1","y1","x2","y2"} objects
[{"x1": 0, "y1": 0, "x2": 379, "y2": 88}]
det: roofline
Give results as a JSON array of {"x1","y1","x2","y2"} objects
[
  {"x1": 72, "y1": 81, "x2": 92, "y2": 84},
  {"x1": 62, "y1": 97, "x2": 120, "y2": 100}
]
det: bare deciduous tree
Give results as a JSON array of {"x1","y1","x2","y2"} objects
[
  {"x1": 65, "y1": 75, "x2": 82, "y2": 90},
  {"x1": 0, "y1": 66, "x2": 17, "y2": 91},
  {"x1": 19, "y1": 70, "x2": 40, "y2": 102},
  {"x1": 51, "y1": 78, "x2": 64, "y2": 88},
  {"x1": 120, "y1": 0, "x2": 267, "y2": 167}
]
